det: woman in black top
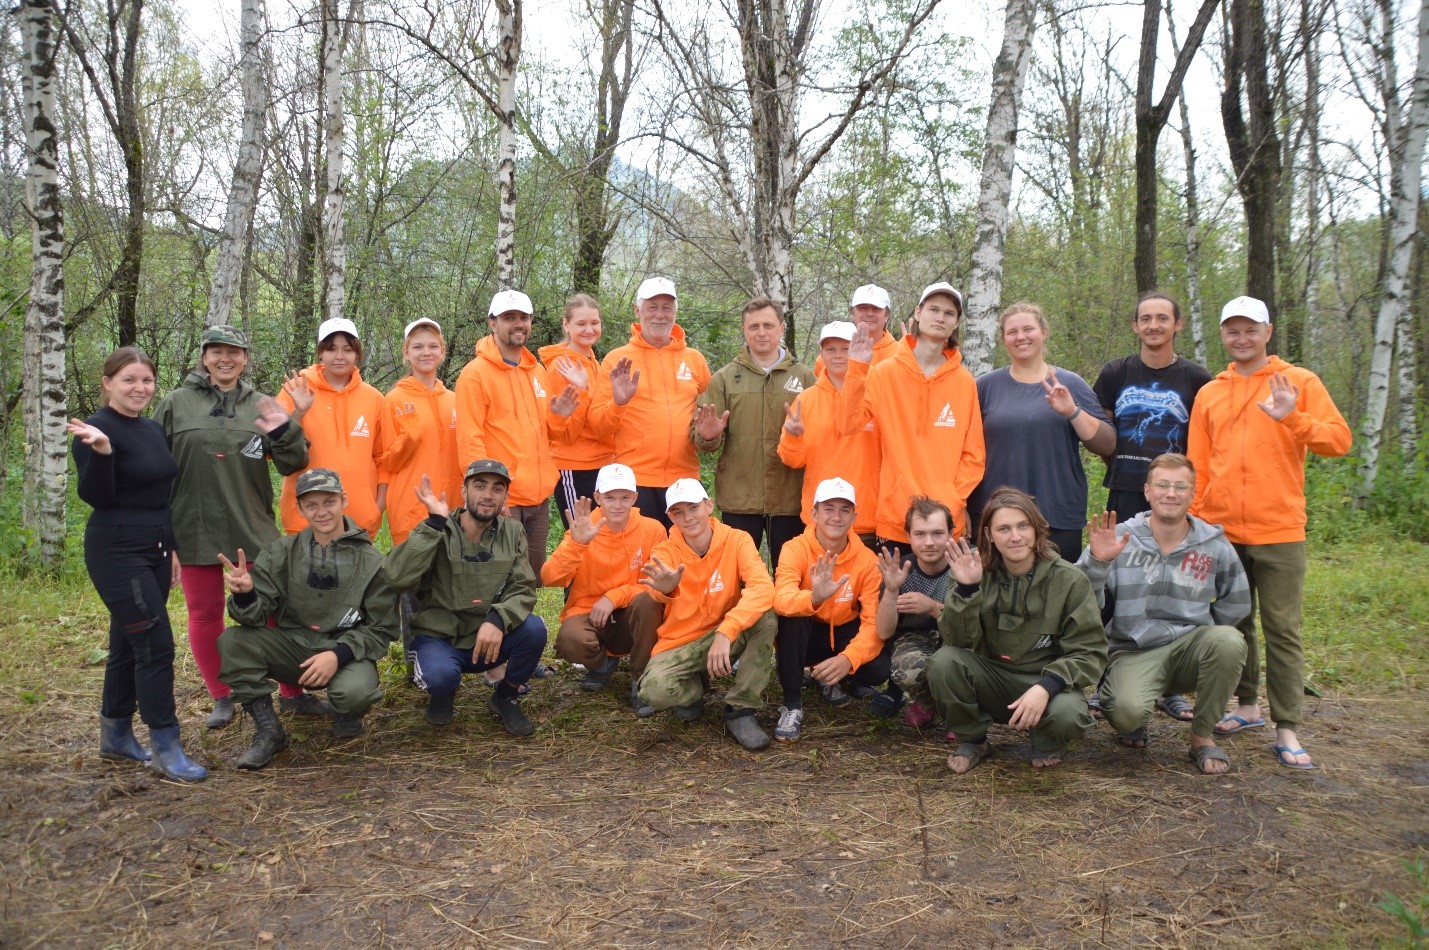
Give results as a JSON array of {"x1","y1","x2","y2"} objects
[{"x1": 68, "y1": 347, "x2": 207, "y2": 782}]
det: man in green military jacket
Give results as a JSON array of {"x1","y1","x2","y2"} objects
[
  {"x1": 217, "y1": 469, "x2": 399, "y2": 769},
  {"x1": 383, "y1": 459, "x2": 548, "y2": 737}
]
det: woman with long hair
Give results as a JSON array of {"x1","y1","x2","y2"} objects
[
  {"x1": 539, "y1": 293, "x2": 615, "y2": 530},
  {"x1": 70, "y1": 347, "x2": 207, "y2": 781}
]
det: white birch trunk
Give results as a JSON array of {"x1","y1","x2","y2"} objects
[
  {"x1": 1359, "y1": 0, "x2": 1429, "y2": 500},
  {"x1": 494, "y1": 0, "x2": 521, "y2": 289},
  {"x1": 1172, "y1": 40, "x2": 1206, "y2": 365},
  {"x1": 1394, "y1": 299, "x2": 1420, "y2": 454},
  {"x1": 206, "y1": 0, "x2": 267, "y2": 328},
  {"x1": 17, "y1": 0, "x2": 67, "y2": 568},
  {"x1": 321, "y1": 0, "x2": 346, "y2": 322},
  {"x1": 964, "y1": 0, "x2": 1037, "y2": 375},
  {"x1": 1302, "y1": 0, "x2": 1323, "y2": 356}
]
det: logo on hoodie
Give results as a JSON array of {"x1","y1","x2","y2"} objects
[
  {"x1": 934, "y1": 404, "x2": 958, "y2": 428},
  {"x1": 350, "y1": 415, "x2": 371, "y2": 437},
  {"x1": 676, "y1": 362, "x2": 694, "y2": 382},
  {"x1": 337, "y1": 608, "x2": 363, "y2": 629},
  {"x1": 240, "y1": 435, "x2": 265, "y2": 460},
  {"x1": 783, "y1": 377, "x2": 804, "y2": 394},
  {"x1": 835, "y1": 583, "x2": 854, "y2": 603},
  {"x1": 707, "y1": 569, "x2": 725, "y2": 593},
  {"x1": 629, "y1": 547, "x2": 644, "y2": 571},
  {"x1": 532, "y1": 378, "x2": 547, "y2": 399}
]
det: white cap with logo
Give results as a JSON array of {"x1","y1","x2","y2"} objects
[
  {"x1": 595, "y1": 463, "x2": 637, "y2": 495},
  {"x1": 404, "y1": 317, "x2": 443, "y2": 339},
  {"x1": 317, "y1": 317, "x2": 360, "y2": 343},
  {"x1": 813, "y1": 477, "x2": 857, "y2": 506},
  {"x1": 849, "y1": 284, "x2": 890, "y2": 310},
  {"x1": 489, "y1": 289, "x2": 534, "y2": 316},
  {"x1": 664, "y1": 477, "x2": 708, "y2": 509},
  {"x1": 1219, "y1": 295, "x2": 1270, "y2": 325},
  {"x1": 819, "y1": 320, "x2": 857, "y2": 344},
  {"x1": 918, "y1": 282, "x2": 964, "y2": 310},
  {"x1": 636, "y1": 276, "x2": 677, "y2": 306}
]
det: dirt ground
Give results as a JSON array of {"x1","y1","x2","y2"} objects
[{"x1": 1, "y1": 668, "x2": 1425, "y2": 949}]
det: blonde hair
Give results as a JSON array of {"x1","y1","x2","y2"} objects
[{"x1": 999, "y1": 301, "x2": 1049, "y2": 334}]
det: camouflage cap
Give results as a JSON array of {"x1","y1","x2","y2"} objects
[
  {"x1": 295, "y1": 468, "x2": 344, "y2": 497},
  {"x1": 200, "y1": 324, "x2": 251, "y2": 350},
  {"x1": 464, "y1": 459, "x2": 511, "y2": 483}
]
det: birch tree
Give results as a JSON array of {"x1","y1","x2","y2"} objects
[
  {"x1": 1221, "y1": 0, "x2": 1281, "y2": 307},
  {"x1": 205, "y1": 0, "x2": 268, "y2": 327},
  {"x1": 1167, "y1": 4, "x2": 1207, "y2": 364},
  {"x1": 319, "y1": 0, "x2": 348, "y2": 321},
  {"x1": 964, "y1": 0, "x2": 1037, "y2": 376},
  {"x1": 1359, "y1": 0, "x2": 1428, "y2": 500},
  {"x1": 17, "y1": 0, "x2": 67, "y2": 568}
]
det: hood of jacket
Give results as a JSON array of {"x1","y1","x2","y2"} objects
[
  {"x1": 476, "y1": 334, "x2": 537, "y2": 371},
  {"x1": 391, "y1": 374, "x2": 449, "y2": 399},
  {"x1": 1121, "y1": 510, "x2": 1226, "y2": 557}
]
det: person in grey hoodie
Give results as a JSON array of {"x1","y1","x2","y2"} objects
[{"x1": 1077, "y1": 453, "x2": 1250, "y2": 774}]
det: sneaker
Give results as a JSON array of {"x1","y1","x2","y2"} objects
[
  {"x1": 869, "y1": 690, "x2": 902, "y2": 718},
  {"x1": 774, "y1": 706, "x2": 804, "y2": 742},
  {"x1": 903, "y1": 700, "x2": 934, "y2": 729},
  {"x1": 280, "y1": 693, "x2": 334, "y2": 717},
  {"x1": 821, "y1": 682, "x2": 851, "y2": 707},
  {"x1": 425, "y1": 691, "x2": 455, "y2": 726},
  {"x1": 488, "y1": 692, "x2": 535, "y2": 737},
  {"x1": 629, "y1": 682, "x2": 656, "y2": 719},
  {"x1": 847, "y1": 683, "x2": 877, "y2": 700},
  {"x1": 725, "y1": 712, "x2": 771, "y2": 750},
  {"x1": 581, "y1": 654, "x2": 620, "y2": 692},
  {"x1": 330, "y1": 713, "x2": 364, "y2": 739},
  {"x1": 672, "y1": 699, "x2": 704, "y2": 722}
]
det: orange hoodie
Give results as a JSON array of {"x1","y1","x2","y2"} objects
[
  {"x1": 842, "y1": 337, "x2": 985, "y2": 542},
  {"x1": 648, "y1": 517, "x2": 774, "y2": 653},
  {"x1": 777, "y1": 367, "x2": 879, "y2": 536},
  {"x1": 773, "y1": 528, "x2": 884, "y2": 672},
  {"x1": 541, "y1": 507, "x2": 670, "y2": 621},
  {"x1": 277, "y1": 365, "x2": 389, "y2": 538},
  {"x1": 587, "y1": 323, "x2": 711, "y2": 485},
  {"x1": 379, "y1": 376, "x2": 459, "y2": 545},
  {"x1": 455, "y1": 336, "x2": 572, "y2": 508},
  {"x1": 1188, "y1": 356, "x2": 1351, "y2": 545},
  {"x1": 537, "y1": 342, "x2": 615, "y2": 471},
  {"x1": 813, "y1": 328, "x2": 898, "y2": 375}
]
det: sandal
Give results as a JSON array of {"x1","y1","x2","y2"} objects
[
  {"x1": 946, "y1": 742, "x2": 991, "y2": 774},
  {"x1": 1116, "y1": 726, "x2": 1149, "y2": 749},
  {"x1": 1188, "y1": 744, "x2": 1231, "y2": 774},
  {"x1": 1087, "y1": 690, "x2": 1105, "y2": 721},
  {"x1": 1156, "y1": 694, "x2": 1196, "y2": 721},
  {"x1": 1213, "y1": 713, "x2": 1266, "y2": 736}
]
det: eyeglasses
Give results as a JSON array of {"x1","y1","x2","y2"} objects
[{"x1": 1149, "y1": 480, "x2": 1193, "y2": 493}]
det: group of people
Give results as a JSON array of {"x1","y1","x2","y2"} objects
[{"x1": 69, "y1": 276, "x2": 1351, "y2": 782}]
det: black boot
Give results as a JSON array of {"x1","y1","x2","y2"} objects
[
  {"x1": 488, "y1": 683, "x2": 535, "y2": 737},
  {"x1": 99, "y1": 715, "x2": 151, "y2": 763},
  {"x1": 205, "y1": 697, "x2": 236, "y2": 730},
  {"x1": 330, "y1": 713, "x2": 364, "y2": 739},
  {"x1": 425, "y1": 691, "x2": 455, "y2": 726},
  {"x1": 236, "y1": 696, "x2": 289, "y2": 770}
]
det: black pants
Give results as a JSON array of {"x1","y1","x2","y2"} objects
[
  {"x1": 635, "y1": 485, "x2": 672, "y2": 530},
  {"x1": 1106, "y1": 488, "x2": 1150, "y2": 521},
  {"x1": 722, "y1": 512, "x2": 802, "y2": 567},
  {"x1": 552, "y1": 468, "x2": 602, "y2": 530},
  {"x1": 874, "y1": 537, "x2": 909, "y2": 564},
  {"x1": 777, "y1": 616, "x2": 893, "y2": 708},
  {"x1": 1050, "y1": 527, "x2": 1084, "y2": 563},
  {"x1": 84, "y1": 522, "x2": 179, "y2": 729}
]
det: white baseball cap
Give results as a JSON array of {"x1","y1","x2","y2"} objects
[
  {"x1": 664, "y1": 477, "x2": 708, "y2": 509},
  {"x1": 819, "y1": 320, "x2": 857, "y2": 344},
  {"x1": 850, "y1": 284, "x2": 890, "y2": 310},
  {"x1": 813, "y1": 477, "x2": 857, "y2": 506},
  {"x1": 1219, "y1": 295, "x2": 1270, "y2": 325},
  {"x1": 918, "y1": 282, "x2": 964, "y2": 311},
  {"x1": 488, "y1": 289, "x2": 534, "y2": 317},
  {"x1": 404, "y1": 317, "x2": 443, "y2": 340},
  {"x1": 636, "y1": 276, "x2": 677, "y2": 306},
  {"x1": 595, "y1": 463, "x2": 637, "y2": 495},
  {"x1": 317, "y1": 317, "x2": 360, "y2": 343}
]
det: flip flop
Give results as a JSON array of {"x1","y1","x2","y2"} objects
[
  {"x1": 1213, "y1": 714, "x2": 1266, "y2": 736},
  {"x1": 1156, "y1": 694, "x2": 1196, "y2": 721},
  {"x1": 1272, "y1": 744, "x2": 1315, "y2": 770}
]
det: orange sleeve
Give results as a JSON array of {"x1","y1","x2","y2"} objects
[
  {"x1": 606, "y1": 521, "x2": 669, "y2": 609},
  {"x1": 542, "y1": 363, "x2": 577, "y2": 442},
  {"x1": 540, "y1": 531, "x2": 586, "y2": 588},
  {"x1": 773, "y1": 538, "x2": 814, "y2": 616},
  {"x1": 715, "y1": 533, "x2": 775, "y2": 641},
  {"x1": 369, "y1": 387, "x2": 391, "y2": 485},
  {"x1": 952, "y1": 373, "x2": 986, "y2": 519},
  {"x1": 584, "y1": 353, "x2": 629, "y2": 441},
  {"x1": 377, "y1": 394, "x2": 422, "y2": 479},
  {"x1": 645, "y1": 536, "x2": 681, "y2": 606},
  {"x1": 1187, "y1": 390, "x2": 1213, "y2": 516},
  {"x1": 841, "y1": 359, "x2": 874, "y2": 437},
  {"x1": 1284, "y1": 371, "x2": 1351, "y2": 457},
  {"x1": 839, "y1": 558, "x2": 886, "y2": 673},
  {"x1": 454, "y1": 366, "x2": 488, "y2": 472}
]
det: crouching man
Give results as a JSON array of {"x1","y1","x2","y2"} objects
[
  {"x1": 543, "y1": 463, "x2": 667, "y2": 712},
  {"x1": 384, "y1": 460, "x2": 548, "y2": 736},
  {"x1": 1078, "y1": 454, "x2": 1250, "y2": 774},
  {"x1": 218, "y1": 469, "x2": 398, "y2": 769},
  {"x1": 636, "y1": 478, "x2": 777, "y2": 750}
]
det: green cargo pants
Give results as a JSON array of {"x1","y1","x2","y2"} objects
[
  {"x1": 926, "y1": 645, "x2": 1093, "y2": 752},
  {"x1": 637, "y1": 610, "x2": 776, "y2": 712},
  {"x1": 1232, "y1": 541, "x2": 1307, "y2": 729},
  {"x1": 218, "y1": 625, "x2": 383, "y2": 715},
  {"x1": 1101, "y1": 626, "x2": 1246, "y2": 739}
]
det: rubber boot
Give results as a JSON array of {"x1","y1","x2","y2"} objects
[
  {"x1": 148, "y1": 727, "x2": 208, "y2": 782},
  {"x1": 205, "y1": 697, "x2": 236, "y2": 730},
  {"x1": 236, "y1": 696, "x2": 289, "y2": 770},
  {"x1": 99, "y1": 715, "x2": 151, "y2": 763}
]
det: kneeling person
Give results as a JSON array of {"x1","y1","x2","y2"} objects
[
  {"x1": 772, "y1": 478, "x2": 885, "y2": 741},
  {"x1": 218, "y1": 469, "x2": 398, "y2": 769},
  {"x1": 927, "y1": 488, "x2": 1106, "y2": 773},
  {"x1": 544, "y1": 463, "x2": 666, "y2": 711},
  {"x1": 384, "y1": 460, "x2": 548, "y2": 736},
  {"x1": 636, "y1": 478, "x2": 777, "y2": 750},
  {"x1": 1078, "y1": 454, "x2": 1249, "y2": 773},
  {"x1": 876, "y1": 497, "x2": 955, "y2": 726}
]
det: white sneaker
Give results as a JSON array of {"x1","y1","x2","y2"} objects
[
  {"x1": 821, "y1": 682, "x2": 851, "y2": 707},
  {"x1": 775, "y1": 705, "x2": 804, "y2": 742}
]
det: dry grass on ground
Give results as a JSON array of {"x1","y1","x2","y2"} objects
[{"x1": 1, "y1": 658, "x2": 1426, "y2": 949}]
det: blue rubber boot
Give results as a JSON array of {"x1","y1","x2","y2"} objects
[
  {"x1": 99, "y1": 716, "x2": 151, "y2": 763},
  {"x1": 148, "y1": 726, "x2": 208, "y2": 782}
]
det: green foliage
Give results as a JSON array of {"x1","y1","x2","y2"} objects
[
  {"x1": 1305, "y1": 445, "x2": 1429, "y2": 544},
  {"x1": 1377, "y1": 856, "x2": 1429, "y2": 946}
]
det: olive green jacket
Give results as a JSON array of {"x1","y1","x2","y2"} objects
[
  {"x1": 155, "y1": 372, "x2": 309, "y2": 565},
  {"x1": 227, "y1": 518, "x2": 398, "y2": 663},
  {"x1": 940, "y1": 556, "x2": 1107, "y2": 690},
  {"x1": 382, "y1": 510, "x2": 537, "y2": 649},
  {"x1": 692, "y1": 347, "x2": 815, "y2": 516}
]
